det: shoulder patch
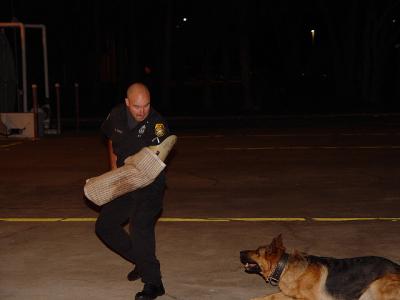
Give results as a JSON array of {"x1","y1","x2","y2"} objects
[{"x1": 155, "y1": 123, "x2": 166, "y2": 137}]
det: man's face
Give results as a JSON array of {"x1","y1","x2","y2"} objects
[{"x1": 125, "y1": 91, "x2": 150, "y2": 122}]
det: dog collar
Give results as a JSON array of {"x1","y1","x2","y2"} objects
[{"x1": 267, "y1": 253, "x2": 289, "y2": 286}]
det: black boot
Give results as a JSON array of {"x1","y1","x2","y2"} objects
[
  {"x1": 135, "y1": 283, "x2": 165, "y2": 300},
  {"x1": 127, "y1": 267, "x2": 141, "y2": 281}
]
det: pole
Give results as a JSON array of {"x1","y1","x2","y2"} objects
[
  {"x1": 31, "y1": 84, "x2": 38, "y2": 138},
  {"x1": 19, "y1": 25, "x2": 27, "y2": 112},
  {"x1": 0, "y1": 23, "x2": 27, "y2": 111},
  {"x1": 0, "y1": 23, "x2": 50, "y2": 112},
  {"x1": 55, "y1": 83, "x2": 61, "y2": 134}
]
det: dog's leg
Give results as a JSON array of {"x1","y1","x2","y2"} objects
[
  {"x1": 250, "y1": 292, "x2": 293, "y2": 300},
  {"x1": 360, "y1": 274, "x2": 400, "y2": 300}
]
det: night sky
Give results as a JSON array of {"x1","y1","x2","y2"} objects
[{"x1": 1, "y1": 0, "x2": 400, "y2": 119}]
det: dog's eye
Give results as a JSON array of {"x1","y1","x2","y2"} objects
[{"x1": 256, "y1": 248, "x2": 265, "y2": 257}]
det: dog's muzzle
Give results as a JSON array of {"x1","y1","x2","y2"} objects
[{"x1": 240, "y1": 251, "x2": 262, "y2": 273}]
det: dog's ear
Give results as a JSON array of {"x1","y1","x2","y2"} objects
[{"x1": 271, "y1": 234, "x2": 284, "y2": 249}]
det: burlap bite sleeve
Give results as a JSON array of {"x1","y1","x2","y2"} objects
[{"x1": 84, "y1": 147, "x2": 166, "y2": 206}]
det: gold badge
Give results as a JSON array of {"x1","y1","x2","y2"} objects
[{"x1": 155, "y1": 123, "x2": 166, "y2": 137}]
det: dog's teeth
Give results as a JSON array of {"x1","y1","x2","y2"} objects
[{"x1": 245, "y1": 263, "x2": 249, "y2": 267}]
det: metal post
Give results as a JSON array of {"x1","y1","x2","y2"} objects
[
  {"x1": 42, "y1": 26, "x2": 49, "y2": 100},
  {"x1": 74, "y1": 83, "x2": 80, "y2": 132},
  {"x1": 0, "y1": 23, "x2": 28, "y2": 112},
  {"x1": 31, "y1": 84, "x2": 38, "y2": 139},
  {"x1": 0, "y1": 23, "x2": 50, "y2": 112},
  {"x1": 19, "y1": 25, "x2": 27, "y2": 112},
  {"x1": 55, "y1": 83, "x2": 61, "y2": 134}
]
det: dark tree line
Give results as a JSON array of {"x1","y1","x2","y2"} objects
[{"x1": 2, "y1": 0, "x2": 400, "y2": 117}]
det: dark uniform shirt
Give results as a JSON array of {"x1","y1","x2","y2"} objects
[{"x1": 101, "y1": 104, "x2": 170, "y2": 185}]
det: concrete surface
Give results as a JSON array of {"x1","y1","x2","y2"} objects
[{"x1": 1, "y1": 116, "x2": 400, "y2": 299}]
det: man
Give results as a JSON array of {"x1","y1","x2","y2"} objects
[{"x1": 95, "y1": 83, "x2": 168, "y2": 300}]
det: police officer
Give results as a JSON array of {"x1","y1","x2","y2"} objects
[{"x1": 95, "y1": 83, "x2": 169, "y2": 300}]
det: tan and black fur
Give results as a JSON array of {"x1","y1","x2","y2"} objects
[{"x1": 240, "y1": 235, "x2": 400, "y2": 300}]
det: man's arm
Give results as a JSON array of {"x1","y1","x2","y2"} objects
[{"x1": 107, "y1": 139, "x2": 117, "y2": 170}]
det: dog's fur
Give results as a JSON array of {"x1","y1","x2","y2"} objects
[{"x1": 240, "y1": 235, "x2": 400, "y2": 300}]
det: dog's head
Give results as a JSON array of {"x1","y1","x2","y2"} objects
[{"x1": 240, "y1": 234, "x2": 286, "y2": 278}]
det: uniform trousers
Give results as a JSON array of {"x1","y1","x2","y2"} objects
[{"x1": 95, "y1": 181, "x2": 164, "y2": 285}]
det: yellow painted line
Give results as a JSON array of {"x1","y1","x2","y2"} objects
[
  {"x1": 213, "y1": 146, "x2": 400, "y2": 151},
  {"x1": 0, "y1": 217, "x2": 399, "y2": 222},
  {"x1": 0, "y1": 142, "x2": 24, "y2": 149},
  {"x1": 378, "y1": 218, "x2": 400, "y2": 221},
  {"x1": 228, "y1": 218, "x2": 305, "y2": 221},
  {"x1": 0, "y1": 218, "x2": 97, "y2": 222},
  {"x1": 61, "y1": 218, "x2": 97, "y2": 222},
  {"x1": 0, "y1": 217, "x2": 304, "y2": 222},
  {"x1": 0, "y1": 218, "x2": 63, "y2": 222},
  {"x1": 313, "y1": 218, "x2": 400, "y2": 222},
  {"x1": 0, "y1": 217, "x2": 228, "y2": 222},
  {"x1": 160, "y1": 218, "x2": 229, "y2": 222}
]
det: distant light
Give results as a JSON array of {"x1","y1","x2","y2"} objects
[
  {"x1": 183, "y1": 17, "x2": 187, "y2": 22},
  {"x1": 393, "y1": 19, "x2": 396, "y2": 23},
  {"x1": 311, "y1": 29, "x2": 315, "y2": 45}
]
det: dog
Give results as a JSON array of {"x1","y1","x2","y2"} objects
[{"x1": 240, "y1": 234, "x2": 400, "y2": 300}]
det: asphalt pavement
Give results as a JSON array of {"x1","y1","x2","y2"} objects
[{"x1": 1, "y1": 115, "x2": 400, "y2": 299}]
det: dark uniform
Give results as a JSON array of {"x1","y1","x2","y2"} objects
[{"x1": 95, "y1": 103, "x2": 169, "y2": 286}]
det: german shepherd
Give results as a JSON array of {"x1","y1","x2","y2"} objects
[{"x1": 240, "y1": 235, "x2": 400, "y2": 300}]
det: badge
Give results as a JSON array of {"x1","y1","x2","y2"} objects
[
  {"x1": 155, "y1": 123, "x2": 166, "y2": 137},
  {"x1": 138, "y1": 125, "x2": 146, "y2": 135}
]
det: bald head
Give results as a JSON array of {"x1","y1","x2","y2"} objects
[
  {"x1": 127, "y1": 83, "x2": 150, "y2": 99},
  {"x1": 125, "y1": 83, "x2": 151, "y2": 122}
]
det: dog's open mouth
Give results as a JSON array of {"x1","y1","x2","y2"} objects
[
  {"x1": 240, "y1": 250, "x2": 261, "y2": 273},
  {"x1": 240, "y1": 251, "x2": 262, "y2": 273},
  {"x1": 243, "y1": 262, "x2": 261, "y2": 273}
]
